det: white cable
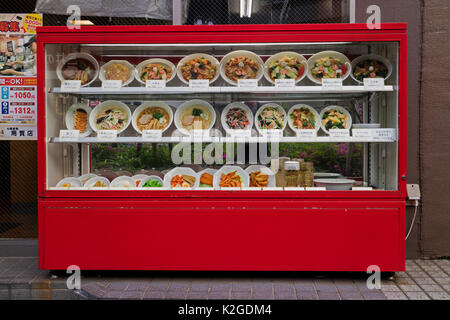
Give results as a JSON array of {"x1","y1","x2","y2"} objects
[{"x1": 405, "y1": 200, "x2": 418, "y2": 240}]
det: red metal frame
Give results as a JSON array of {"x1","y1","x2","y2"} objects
[{"x1": 37, "y1": 24, "x2": 407, "y2": 271}]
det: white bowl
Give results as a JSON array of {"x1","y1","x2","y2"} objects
[
  {"x1": 254, "y1": 103, "x2": 287, "y2": 135},
  {"x1": 56, "y1": 177, "x2": 82, "y2": 188},
  {"x1": 131, "y1": 101, "x2": 173, "y2": 134},
  {"x1": 213, "y1": 166, "x2": 249, "y2": 189},
  {"x1": 174, "y1": 99, "x2": 216, "y2": 135},
  {"x1": 176, "y1": 53, "x2": 220, "y2": 85},
  {"x1": 65, "y1": 103, "x2": 92, "y2": 137},
  {"x1": 110, "y1": 176, "x2": 135, "y2": 189},
  {"x1": 56, "y1": 52, "x2": 99, "y2": 87},
  {"x1": 198, "y1": 168, "x2": 217, "y2": 188},
  {"x1": 287, "y1": 104, "x2": 320, "y2": 133},
  {"x1": 163, "y1": 167, "x2": 199, "y2": 189},
  {"x1": 352, "y1": 123, "x2": 381, "y2": 129},
  {"x1": 131, "y1": 174, "x2": 149, "y2": 188},
  {"x1": 306, "y1": 51, "x2": 351, "y2": 85},
  {"x1": 221, "y1": 102, "x2": 253, "y2": 135},
  {"x1": 350, "y1": 54, "x2": 393, "y2": 84},
  {"x1": 314, "y1": 178, "x2": 355, "y2": 190},
  {"x1": 138, "y1": 175, "x2": 164, "y2": 188},
  {"x1": 79, "y1": 173, "x2": 98, "y2": 185},
  {"x1": 319, "y1": 105, "x2": 352, "y2": 134},
  {"x1": 84, "y1": 176, "x2": 110, "y2": 189},
  {"x1": 99, "y1": 60, "x2": 135, "y2": 86},
  {"x1": 220, "y1": 50, "x2": 264, "y2": 86},
  {"x1": 264, "y1": 51, "x2": 307, "y2": 85},
  {"x1": 245, "y1": 165, "x2": 275, "y2": 188},
  {"x1": 89, "y1": 100, "x2": 132, "y2": 134},
  {"x1": 314, "y1": 172, "x2": 341, "y2": 179},
  {"x1": 134, "y1": 58, "x2": 176, "y2": 85}
]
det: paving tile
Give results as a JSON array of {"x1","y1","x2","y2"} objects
[
  {"x1": 381, "y1": 284, "x2": 401, "y2": 291},
  {"x1": 168, "y1": 281, "x2": 190, "y2": 292},
  {"x1": 148, "y1": 280, "x2": 169, "y2": 292},
  {"x1": 384, "y1": 291, "x2": 408, "y2": 300},
  {"x1": 339, "y1": 291, "x2": 363, "y2": 300},
  {"x1": 361, "y1": 291, "x2": 386, "y2": 300},
  {"x1": 126, "y1": 282, "x2": 148, "y2": 291},
  {"x1": 102, "y1": 290, "x2": 124, "y2": 299},
  {"x1": 395, "y1": 277, "x2": 416, "y2": 285},
  {"x1": 405, "y1": 291, "x2": 430, "y2": 300},
  {"x1": 231, "y1": 282, "x2": 252, "y2": 292},
  {"x1": 399, "y1": 284, "x2": 422, "y2": 292},
  {"x1": 189, "y1": 281, "x2": 209, "y2": 292},
  {"x1": 143, "y1": 290, "x2": 165, "y2": 300},
  {"x1": 50, "y1": 289, "x2": 71, "y2": 300},
  {"x1": 420, "y1": 284, "x2": 444, "y2": 292},
  {"x1": 186, "y1": 291, "x2": 208, "y2": 300},
  {"x1": 395, "y1": 271, "x2": 410, "y2": 278},
  {"x1": 231, "y1": 291, "x2": 251, "y2": 299},
  {"x1": 414, "y1": 278, "x2": 437, "y2": 285},
  {"x1": 406, "y1": 271, "x2": 428, "y2": 277},
  {"x1": 251, "y1": 292, "x2": 274, "y2": 300},
  {"x1": 274, "y1": 290, "x2": 296, "y2": 300},
  {"x1": 317, "y1": 291, "x2": 341, "y2": 300},
  {"x1": 253, "y1": 282, "x2": 273, "y2": 293},
  {"x1": 210, "y1": 282, "x2": 231, "y2": 292},
  {"x1": 427, "y1": 292, "x2": 450, "y2": 300},
  {"x1": 208, "y1": 291, "x2": 230, "y2": 300},
  {"x1": 314, "y1": 279, "x2": 337, "y2": 293},
  {"x1": 108, "y1": 281, "x2": 129, "y2": 291},
  {"x1": 293, "y1": 280, "x2": 315, "y2": 291},
  {"x1": 0, "y1": 289, "x2": 10, "y2": 299},
  {"x1": 433, "y1": 278, "x2": 450, "y2": 285},
  {"x1": 442, "y1": 285, "x2": 450, "y2": 292},
  {"x1": 10, "y1": 288, "x2": 31, "y2": 300},
  {"x1": 164, "y1": 291, "x2": 187, "y2": 300},
  {"x1": 335, "y1": 282, "x2": 358, "y2": 292},
  {"x1": 296, "y1": 290, "x2": 318, "y2": 300},
  {"x1": 428, "y1": 272, "x2": 448, "y2": 278},
  {"x1": 120, "y1": 290, "x2": 143, "y2": 300}
]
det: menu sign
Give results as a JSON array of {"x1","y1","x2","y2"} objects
[{"x1": 0, "y1": 13, "x2": 42, "y2": 140}]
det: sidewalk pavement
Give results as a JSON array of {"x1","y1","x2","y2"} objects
[{"x1": 0, "y1": 258, "x2": 449, "y2": 300}]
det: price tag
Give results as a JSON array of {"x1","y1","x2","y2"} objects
[
  {"x1": 60, "y1": 80, "x2": 81, "y2": 92},
  {"x1": 363, "y1": 78, "x2": 385, "y2": 90},
  {"x1": 262, "y1": 130, "x2": 283, "y2": 140},
  {"x1": 190, "y1": 129, "x2": 209, "y2": 140},
  {"x1": 296, "y1": 129, "x2": 317, "y2": 140},
  {"x1": 189, "y1": 80, "x2": 209, "y2": 90},
  {"x1": 146, "y1": 80, "x2": 166, "y2": 89},
  {"x1": 321, "y1": 79, "x2": 343, "y2": 90},
  {"x1": 305, "y1": 187, "x2": 326, "y2": 191},
  {"x1": 97, "y1": 130, "x2": 117, "y2": 140},
  {"x1": 372, "y1": 128, "x2": 396, "y2": 141},
  {"x1": 238, "y1": 79, "x2": 258, "y2": 88},
  {"x1": 142, "y1": 130, "x2": 162, "y2": 141},
  {"x1": 329, "y1": 129, "x2": 350, "y2": 138},
  {"x1": 229, "y1": 130, "x2": 252, "y2": 139},
  {"x1": 102, "y1": 80, "x2": 122, "y2": 90},
  {"x1": 352, "y1": 187, "x2": 373, "y2": 191},
  {"x1": 352, "y1": 129, "x2": 372, "y2": 139},
  {"x1": 275, "y1": 79, "x2": 295, "y2": 88},
  {"x1": 59, "y1": 129, "x2": 79, "y2": 141}
]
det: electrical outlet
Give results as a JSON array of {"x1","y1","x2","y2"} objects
[{"x1": 407, "y1": 184, "x2": 421, "y2": 200}]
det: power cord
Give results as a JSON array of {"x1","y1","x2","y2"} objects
[{"x1": 405, "y1": 199, "x2": 419, "y2": 240}]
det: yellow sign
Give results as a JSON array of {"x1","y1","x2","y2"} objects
[{"x1": 22, "y1": 13, "x2": 43, "y2": 34}]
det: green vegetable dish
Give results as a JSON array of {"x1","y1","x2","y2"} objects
[
  {"x1": 142, "y1": 179, "x2": 163, "y2": 188},
  {"x1": 268, "y1": 56, "x2": 305, "y2": 81},
  {"x1": 321, "y1": 109, "x2": 348, "y2": 130},
  {"x1": 257, "y1": 106, "x2": 284, "y2": 130}
]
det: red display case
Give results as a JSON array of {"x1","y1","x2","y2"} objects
[{"x1": 37, "y1": 24, "x2": 407, "y2": 271}]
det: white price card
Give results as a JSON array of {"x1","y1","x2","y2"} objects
[
  {"x1": 305, "y1": 187, "x2": 326, "y2": 191},
  {"x1": 189, "y1": 79, "x2": 209, "y2": 90},
  {"x1": 321, "y1": 79, "x2": 343, "y2": 90},
  {"x1": 102, "y1": 80, "x2": 122, "y2": 90},
  {"x1": 146, "y1": 80, "x2": 166, "y2": 89},
  {"x1": 363, "y1": 78, "x2": 385, "y2": 90},
  {"x1": 372, "y1": 128, "x2": 396, "y2": 141},
  {"x1": 352, "y1": 187, "x2": 374, "y2": 191},
  {"x1": 352, "y1": 129, "x2": 372, "y2": 139},
  {"x1": 190, "y1": 129, "x2": 210, "y2": 140},
  {"x1": 262, "y1": 130, "x2": 283, "y2": 139},
  {"x1": 329, "y1": 129, "x2": 350, "y2": 138},
  {"x1": 97, "y1": 130, "x2": 117, "y2": 140},
  {"x1": 296, "y1": 129, "x2": 317, "y2": 139},
  {"x1": 60, "y1": 80, "x2": 81, "y2": 92},
  {"x1": 59, "y1": 129, "x2": 79, "y2": 141},
  {"x1": 142, "y1": 130, "x2": 162, "y2": 140},
  {"x1": 275, "y1": 79, "x2": 295, "y2": 88},
  {"x1": 238, "y1": 79, "x2": 258, "y2": 88},
  {"x1": 229, "y1": 130, "x2": 252, "y2": 139}
]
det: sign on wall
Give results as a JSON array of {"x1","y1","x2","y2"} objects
[{"x1": 0, "y1": 13, "x2": 42, "y2": 140}]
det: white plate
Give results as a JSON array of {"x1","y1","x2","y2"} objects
[
  {"x1": 219, "y1": 50, "x2": 264, "y2": 86},
  {"x1": 198, "y1": 168, "x2": 217, "y2": 188},
  {"x1": 131, "y1": 101, "x2": 173, "y2": 134},
  {"x1": 350, "y1": 54, "x2": 393, "y2": 84},
  {"x1": 314, "y1": 172, "x2": 341, "y2": 179},
  {"x1": 254, "y1": 103, "x2": 287, "y2": 135},
  {"x1": 245, "y1": 165, "x2": 275, "y2": 188},
  {"x1": 99, "y1": 60, "x2": 135, "y2": 86},
  {"x1": 56, "y1": 52, "x2": 99, "y2": 87},
  {"x1": 352, "y1": 123, "x2": 381, "y2": 129},
  {"x1": 139, "y1": 175, "x2": 164, "y2": 188},
  {"x1": 174, "y1": 99, "x2": 216, "y2": 135},
  {"x1": 84, "y1": 176, "x2": 110, "y2": 189},
  {"x1": 89, "y1": 100, "x2": 132, "y2": 134},
  {"x1": 56, "y1": 177, "x2": 82, "y2": 188},
  {"x1": 132, "y1": 174, "x2": 149, "y2": 188},
  {"x1": 65, "y1": 103, "x2": 92, "y2": 137},
  {"x1": 110, "y1": 176, "x2": 135, "y2": 189},
  {"x1": 79, "y1": 173, "x2": 98, "y2": 185},
  {"x1": 306, "y1": 50, "x2": 351, "y2": 85},
  {"x1": 221, "y1": 102, "x2": 253, "y2": 135},
  {"x1": 163, "y1": 167, "x2": 199, "y2": 189},
  {"x1": 319, "y1": 105, "x2": 352, "y2": 134},
  {"x1": 314, "y1": 178, "x2": 355, "y2": 190},
  {"x1": 134, "y1": 58, "x2": 176, "y2": 85},
  {"x1": 264, "y1": 51, "x2": 307, "y2": 85},
  {"x1": 176, "y1": 53, "x2": 220, "y2": 85},
  {"x1": 287, "y1": 104, "x2": 321, "y2": 133},
  {"x1": 213, "y1": 166, "x2": 249, "y2": 189}
]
